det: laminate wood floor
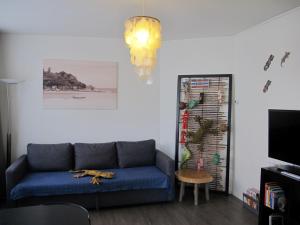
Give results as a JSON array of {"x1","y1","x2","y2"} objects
[{"x1": 90, "y1": 192, "x2": 258, "y2": 225}]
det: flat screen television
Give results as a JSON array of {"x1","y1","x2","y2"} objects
[{"x1": 269, "y1": 109, "x2": 300, "y2": 166}]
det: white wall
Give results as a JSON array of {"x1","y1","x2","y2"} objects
[
  {"x1": 233, "y1": 7, "x2": 300, "y2": 199},
  {"x1": 0, "y1": 34, "x2": 160, "y2": 159}
]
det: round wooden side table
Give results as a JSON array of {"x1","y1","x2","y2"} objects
[{"x1": 175, "y1": 169, "x2": 213, "y2": 206}]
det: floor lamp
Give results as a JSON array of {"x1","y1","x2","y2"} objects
[{"x1": 0, "y1": 78, "x2": 22, "y2": 168}]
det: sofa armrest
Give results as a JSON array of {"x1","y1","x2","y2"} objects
[
  {"x1": 6, "y1": 155, "x2": 28, "y2": 199},
  {"x1": 156, "y1": 150, "x2": 174, "y2": 177},
  {"x1": 156, "y1": 150, "x2": 175, "y2": 201}
]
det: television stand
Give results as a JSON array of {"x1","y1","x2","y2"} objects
[{"x1": 259, "y1": 167, "x2": 300, "y2": 225}]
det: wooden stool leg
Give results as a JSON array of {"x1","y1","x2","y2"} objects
[
  {"x1": 205, "y1": 183, "x2": 210, "y2": 201},
  {"x1": 194, "y1": 184, "x2": 199, "y2": 206},
  {"x1": 179, "y1": 182, "x2": 185, "y2": 202}
]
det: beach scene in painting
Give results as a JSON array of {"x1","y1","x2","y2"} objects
[{"x1": 43, "y1": 59, "x2": 117, "y2": 109}]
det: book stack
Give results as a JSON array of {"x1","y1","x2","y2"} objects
[
  {"x1": 243, "y1": 188, "x2": 259, "y2": 214},
  {"x1": 264, "y1": 182, "x2": 285, "y2": 210},
  {"x1": 247, "y1": 188, "x2": 260, "y2": 200}
]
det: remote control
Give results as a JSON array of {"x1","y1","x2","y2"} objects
[{"x1": 281, "y1": 171, "x2": 300, "y2": 181}]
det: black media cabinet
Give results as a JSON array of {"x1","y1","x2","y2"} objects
[{"x1": 259, "y1": 167, "x2": 300, "y2": 225}]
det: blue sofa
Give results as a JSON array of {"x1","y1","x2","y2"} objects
[{"x1": 6, "y1": 140, "x2": 174, "y2": 209}]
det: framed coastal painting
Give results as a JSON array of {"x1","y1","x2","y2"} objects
[{"x1": 43, "y1": 59, "x2": 118, "y2": 109}]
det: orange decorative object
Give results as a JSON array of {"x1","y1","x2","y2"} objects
[
  {"x1": 182, "y1": 110, "x2": 189, "y2": 129},
  {"x1": 180, "y1": 130, "x2": 187, "y2": 144},
  {"x1": 71, "y1": 170, "x2": 114, "y2": 185},
  {"x1": 197, "y1": 158, "x2": 204, "y2": 170}
]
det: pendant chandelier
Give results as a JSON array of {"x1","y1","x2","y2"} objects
[{"x1": 124, "y1": 2, "x2": 161, "y2": 85}]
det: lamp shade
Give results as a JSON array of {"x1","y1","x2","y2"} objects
[{"x1": 124, "y1": 16, "x2": 161, "y2": 84}]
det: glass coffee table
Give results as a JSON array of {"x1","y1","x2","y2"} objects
[{"x1": 0, "y1": 204, "x2": 91, "y2": 225}]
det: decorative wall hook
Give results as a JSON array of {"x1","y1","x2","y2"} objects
[
  {"x1": 281, "y1": 52, "x2": 290, "y2": 67},
  {"x1": 264, "y1": 55, "x2": 274, "y2": 71},
  {"x1": 263, "y1": 80, "x2": 272, "y2": 93}
]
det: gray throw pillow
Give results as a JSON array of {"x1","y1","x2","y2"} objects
[
  {"x1": 27, "y1": 143, "x2": 73, "y2": 171},
  {"x1": 116, "y1": 139, "x2": 156, "y2": 168},
  {"x1": 74, "y1": 143, "x2": 117, "y2": 170}
]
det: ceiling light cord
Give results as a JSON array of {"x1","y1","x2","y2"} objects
[{"x1": 141, "y1": 0, "x2": 145, "y2": 16}]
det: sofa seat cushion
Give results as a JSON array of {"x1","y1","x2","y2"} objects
[{"x1": 10, "y1": 166, "x2": 170, "y2": 200}]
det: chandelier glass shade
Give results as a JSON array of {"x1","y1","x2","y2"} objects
[{"x1": 124, "y1": 16, "x2": 161, "y2": 84}]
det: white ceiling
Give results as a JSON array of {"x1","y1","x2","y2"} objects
[{"x1": 0, "y1": 0, "x2": 299, "y2": 40}]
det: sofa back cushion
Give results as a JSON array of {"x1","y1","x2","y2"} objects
[
  {"x1": 27, "y1": 143, "x2": 73, "y2": 171},
  {"x1": 74, "y1": 143, "x2": 117, "y2": 170},
  {"x1": 116, "y1": 139, "x2": 156, "y2": 168}
]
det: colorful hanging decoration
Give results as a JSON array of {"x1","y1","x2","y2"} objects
[
  {"x1": 180, "y1": 110, "x2": 189, "y2": 144},
  {"x1": 180, "y1": 146, "x2": 192, "y2": 169},
  {"x1": 182, "y1": 110, "x2": 189, "y2": 129},
  {"x1": 264, "y1": 54, "x2": 274, "y2": 71},
  {"x1": 187, "y1": 116, "x2": 217, "y2": 146},
  {"x1": 196, "y1": 157, "x2": 204, "y2": 170},
  {"x1": 187, "y1": 99, "x2": 199, "y2": 109},
  {"x1": 180, "y1": 130, "x2": 187, "y2": 144},
  {"x1": 217, "y1": 90, "x2": 224, "y2": 104},
  {"x1": 212, "y1": 152, "x2": 221, "y2": 165},
  {"x1": 199, "y1": 92, "x2": 204, "y2": 104},
  {"x1": 183, "y1": 80, "x2": 191, "y2": 102},
  {"x1": 281, "y1": 52, "x2": 290, "y2": 67},
  {"x1": 183, "y1": 80, "x2": 191, "y2": 93},
  {"x1": 179, "y1": 102, "x2": 187, "y2": 110},
  {"x1": 220, "y1": 123, "x2": 228, "y2": 132},
  {"x1": 191, "y1": 79, "x2": 210, "y2": 89}
]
